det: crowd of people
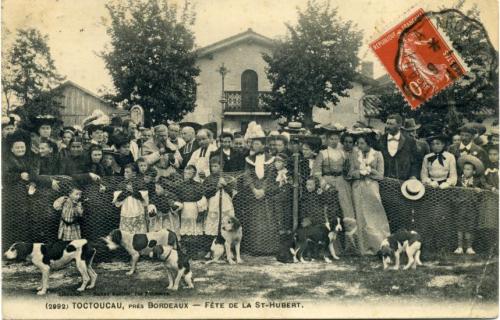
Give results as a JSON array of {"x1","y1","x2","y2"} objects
[{"x1": 2, "y1": 110, "x2": 498, "y2": 258}]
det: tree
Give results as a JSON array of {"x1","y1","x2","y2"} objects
[
  {"x1": 376, "y1": 2, "x2": 498, "y2": 135},
  {"x1": 262, "y1": 0, "x2": 362, "y2": 126},
  {"x1": 102, "y1": 0, "x2": 199, "y2": 126},
  {"x1": 2, "y1": 28, "x2": 65, "y2": 121}
]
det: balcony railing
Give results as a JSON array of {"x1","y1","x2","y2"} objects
[{"x1": 224, "y1": 91, "x2": 271, "y2": 113}]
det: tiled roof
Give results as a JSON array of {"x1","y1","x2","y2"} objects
[{"x1": 362, "y1": 95, "x2": 382, "y2": 117}]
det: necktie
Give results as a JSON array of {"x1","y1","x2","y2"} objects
[{"x1": 428, "y1": 152, "x2": 446, "y2": 166}]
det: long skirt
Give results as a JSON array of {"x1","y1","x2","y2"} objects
[
  {"x1": 204, "y1": 190, "x2": 235, "y2": 236},
  {"x1": 242, "y1": 192, "x2": 280, "y2": 256},
  {"x1": 352, "y1": 178, "x2": 390, "y2": 255},
  {"x1": 179, "y1": 202, "x2": 203, "y2": 235},
  {"x1": 323, "y1": 175, "x2": 357, "y2": 232}
]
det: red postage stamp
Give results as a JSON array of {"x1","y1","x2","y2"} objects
[{"x1": 370, "y1": 8, "x2": 467, "y2": 109}]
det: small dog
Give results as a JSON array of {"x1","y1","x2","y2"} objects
[
  {"x1": 379, "y1": 229, "x2": 423, "y2": 270},
  {"x1": 103, "y1": 229, "x2": 177, "y2": 275},
  {"x1": 150, "y1": 243, "x2": 194, "y2": 291},
  {"x1": 3, "y1": 239, "x2": 97, "y2": 295},
  {"x1": 206, "y1": 216, "x2": 243, "y2": 264},
  {"x1": 290, "y1": 218, "x2": 341, "y2": 263}
]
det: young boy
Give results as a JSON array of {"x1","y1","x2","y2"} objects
[
  {"x1": 481, "y1": 144, "x2": 499, "y2": 192},
  {"x1": 455, "y1": 155, "x2": 484, "y2": 255}
]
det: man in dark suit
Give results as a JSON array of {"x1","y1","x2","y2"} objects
[
  {"x1": 448, "y1": 125, "x2": 488, "y2": 172},
  {"x1": 379, "y1": 114, "x2": 420, "y2": 180},
  {"x1": 378, "y1": 114, "x2": 420, "y2": 233},
  {"x1": 179, "y1": 126, "x2": 199, "y2": 169},
  {"x1": 401, "y1": 118, "x2": 430, "y2": 179},
  {"x1": 212, "y1": 132, "x2": 246, "y2": 172}
]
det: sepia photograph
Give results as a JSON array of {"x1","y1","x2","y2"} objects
[{"x1": 1, "y1": 0, "x2": 498, "y2": 318}]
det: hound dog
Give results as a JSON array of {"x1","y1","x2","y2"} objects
[
  {"x1": 379, "y1": 229, "x2": 423, "y2": 270},
  {"x1": 290, "y1": 218, "x2": 341, "y2": 263},
  {"x1": 150, "y1": 243, "x2": 194, "y2": 291},
  {"x1": 206, "y1": 216, "x2": 243, "y2": 265},
  {"x1": 104, "y1": 229, "x2": 177, "y2": 275},
  {"x1": 3, "y1": 240, "x2": 97, "y2": 295}
]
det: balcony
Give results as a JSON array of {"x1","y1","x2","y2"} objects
[{"x1": 224, "y1": 91, "x2": 272, "y2": 114}]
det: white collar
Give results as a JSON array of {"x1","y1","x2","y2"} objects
[
  {"x1": 459, "y1": 142, "x2": 472, "y2": 150},
  {"x1": 388, "y1": 132, "x2": 401, "y2": 140}
]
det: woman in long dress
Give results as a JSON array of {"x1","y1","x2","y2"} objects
[{"x1": 348, "y1": 134, "x2": 390, "y2": 255}]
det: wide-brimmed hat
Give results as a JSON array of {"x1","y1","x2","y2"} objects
[
  {"x1": 102, "y1": 147, "x2": 120, "y2": 157},
  {"x1": 322, "y1": 123, "x2": 346, "y2": 134},
  {"x1": 402, "y1": 118, "x2": 421, "y2": 131},
  {"x1": 401, "y1": 179, "x2": 426, "y2": 200},
  {"x1": 458, "y1": 154, "x2": 485, "y2": 175},
  {"x1": 461, "y1": 122, "x2": 487, "y2": 136},
  {"x1": 310, "y1": 124, "x2": 326, "y2": 135},
  {"x1": 32, "y1": 115, "x2": 57, "y2": 128},
  {"x1": 283, "y1": 121, "x2": 307, "y2": 134},
  {"x1": 426, "y1": 133, "x2": 450, "y2": 145},
  {"x1": 300, "y1": 135, "x2": 322, "y2": 153}
]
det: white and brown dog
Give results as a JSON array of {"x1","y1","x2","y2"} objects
[
  {"x1": 149, "y1": 243, "x2": 194, "y2": 291},
  {"x1": 379, "y1": 229, "x2": 423, "y2": 270},
  {"x1": 104, "y1": 229, "x2": 177, "y2": 275},
  {"x1": 3, "y1": 240, "x2": 97, "y2": 295},
  {"x1": 206, "y1": 216, "x2": 243, "y2": 265},
  {"x1": 290, "y1": 218, "x2": 341, "y2": 263}
]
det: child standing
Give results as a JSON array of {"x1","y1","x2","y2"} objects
[
  {"x1": 481, "y1": 144, "x2": 499, "y2": 192},
  {"x1": 54, "y1": 187, "x2": 84, "y2": 240},
  {"x1": 112, "y1": 164, "x2": 150, "y2": 233},
  {"x1": 455, "y1": 155, "x2": 485, "y2": 255},
  {"x1": 270, "y1": 153, "x2": 293, "y2": 237},
  {"x1": 203, "y1": 156, "x2": 235, "y2": 236}
]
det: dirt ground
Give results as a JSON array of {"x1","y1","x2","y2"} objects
[{"x1": 2, "y1": 252, "x2": 498, "y2": 305}]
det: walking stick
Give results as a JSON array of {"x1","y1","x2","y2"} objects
[{"x1": 217, "y1": 64, "x2": 229, "y2": 239}]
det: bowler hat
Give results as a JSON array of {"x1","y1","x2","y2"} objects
[{"x1": 402, "y1": 118, "x2": 421, "y2": 131}]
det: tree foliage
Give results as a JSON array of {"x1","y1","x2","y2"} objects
[
  {"x1": 2, "y1": 28, "x2": 65, "y2": 121},
  {"x1": 102, "y1": 0, "x2": 199, "y2": 126},
  {"x1": 262, "y1": 0, "x2": 363, "y2": 125},
  {"x1": 376, "y1": 2, "x2": 498, "y2": 135}
]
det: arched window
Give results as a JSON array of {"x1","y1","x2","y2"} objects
[{"x1": 241, "y1": 70, "x2": 258, "y2": 110}]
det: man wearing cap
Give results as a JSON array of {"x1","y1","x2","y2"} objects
[
  {"x1": 212, "y1": 131, "x2": 245, "y2": 172},
  {"x1": 448, "y1": 125, "x2": 488, "y2": 171},
  {"x1": 402, "y1": 118, "x2": 430, "y2": 178},
  {"x1": 179, "y1": 126, "x2": 199, "y2": 169}
]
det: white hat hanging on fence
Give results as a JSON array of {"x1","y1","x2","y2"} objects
[{"x1": 401, "y1": 179, "x2": 425, "y2": 200}]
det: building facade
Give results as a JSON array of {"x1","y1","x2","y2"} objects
[
  {"x1": 57, "y1": 81, "x2": 126, "y2": 126},
  {"x1": 184, "y1": 29, "x2": 379, "y2": 134}
]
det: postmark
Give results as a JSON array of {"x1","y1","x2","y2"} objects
[{"x1": 370, "y1": 8, "x2": 468, "y2": 109}]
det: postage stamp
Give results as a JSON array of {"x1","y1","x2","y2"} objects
[{"x1": 370, "y1": 8, "x2": 468, "y2": 109}]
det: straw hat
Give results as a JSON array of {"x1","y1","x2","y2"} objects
[
  {"x1": 401, "y1": 179, "x2": 426, "y2": 200},
  {"x1": 457, "y1": 154, "x2": 485, "y2": 175}
]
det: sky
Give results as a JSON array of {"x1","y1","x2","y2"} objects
[{"x1": 2, "y1": 0, "x2": 498, "y2": 94}]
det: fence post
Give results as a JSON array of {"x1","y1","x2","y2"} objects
[{"x1": 292, "y1": 152, "x2": 300, "y2": 231}]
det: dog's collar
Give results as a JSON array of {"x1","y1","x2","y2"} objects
[{"x1": 163, "y1": 247, "x2": 173, "y2": 261}]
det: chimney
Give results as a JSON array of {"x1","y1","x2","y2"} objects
[{"x1": 360, "y1": 61, "x2": 374, "y2": 79}]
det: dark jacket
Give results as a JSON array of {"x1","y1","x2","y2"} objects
[
  {"x1": 60, "y1": 155, "x2": 92, "y2": 185},
  {"x1": 179, "y1": 139, "x2": 199, "y2": 169},
  {"x1": 378, "y1": 132, "x2": 419, "y2": 180},
  {"x1": 448, "y1": 142, "x2": 488, "y2": 166},
  {"x1": 211, "y1": 147, "x2": 246, "y2": 172}
]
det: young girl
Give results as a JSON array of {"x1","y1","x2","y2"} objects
[
  {"x1": 481, "y1": 144, "x2": 499, "y2": 192},
  {"x1": 203, "y1": 156, "x2": 235, "y2": 236},
  {"x1": 455, "y1": 155, "x2": 484, "y2": 255},
  {"x1": 112, "y1": 164, "x2": 149, "y2": 233},
  {"x1": 53, "y1": 187, "x2": 84, "y2": 240},
  {"x1": 270, "y1": 153, "x2": 293, "y2": 237},
  {"x1": 421, "y1": 135, "x2": 457, "y2": 188}
]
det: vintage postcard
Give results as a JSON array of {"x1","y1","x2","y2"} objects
[{"x1": 1, "y1": 0, "x2": 498, "y2": 319}]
